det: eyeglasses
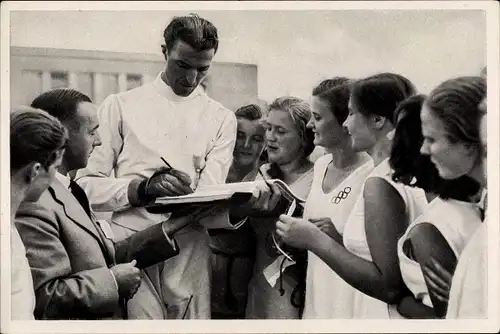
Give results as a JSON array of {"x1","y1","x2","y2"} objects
[{"x1": 331, "y1": 186, "x2": 351, "y2": 204}]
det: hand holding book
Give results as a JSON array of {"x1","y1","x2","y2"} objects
[
  {"x1": 229, "y1": 181, "x2": 282, "y2": 220},
  {"x1": 146, "y1": 178, "x2": 305, "y2": 231}
]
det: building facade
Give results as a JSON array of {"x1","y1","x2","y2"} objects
[{"x1": 10, "y1": 47, "x2": 259, "y2": 111}]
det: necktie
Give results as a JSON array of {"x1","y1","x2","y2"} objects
[{"x1": 69, "y1": 180, "x2": 92, "y2": 219}]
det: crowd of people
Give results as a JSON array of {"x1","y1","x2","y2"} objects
[{"x1": 10, "y1": 13, "x2": 488, "y2": 321}]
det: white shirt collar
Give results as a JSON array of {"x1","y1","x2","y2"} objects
[
  {"x1": 55, "y1": 172, "x2": 71, "y2": 189},
  {"x1": 152, "y1": 72, "x2": 204, "y2": 102},
  {"x1": 478, "y1": 188, "x2": 487, "y2": 211}
]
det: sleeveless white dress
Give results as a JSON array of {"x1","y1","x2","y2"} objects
[
  {"x1": 302, "y1": 155, "x2": 374, "y2": 319},
  {"x1": 446, "y1": 223, "x2": 486, "y2": 318},
  {"x1": 398, "y1": 197, "x2": 483, "y2": 309},
  {"x1": 446, "y1": 193, "x2": 487, "y2": 319},
  {"x1": 342, "y1": 158, "x2": 428, "y2": 318}
]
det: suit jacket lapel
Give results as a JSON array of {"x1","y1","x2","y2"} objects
[{"x1": 49, "y1": 179, "x2": 115, "y2": 266}]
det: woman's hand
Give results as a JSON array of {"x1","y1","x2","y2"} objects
[
  {"x1": 230, "y1": 183, "x2": 282, "y2": 218},
  {"x1": 275, "y1": 214, "x2": 320, "y2": 249},
  {"x1": 422, "y1": 257, "x2": 453, "y2": 303},
  {"x1": 309, "y1": 217, "x2": 342, "y2": 242}
]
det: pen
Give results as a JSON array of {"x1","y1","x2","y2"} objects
[
  {"x1": 161, "y1": 157, "x2": 173, "y2": 169},
  {"x1": 161, "y1": 157, "x2": 194, "y2": 191}
]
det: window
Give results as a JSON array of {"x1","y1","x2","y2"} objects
[
  {"x1": 78, "y1": 72, "x2": 94, "y2": 101},
  {"x1": 126, "y1": 73, "x2": 142, "y2": 91},
  {"x1": 19, "y1": 70, "x2": 42, "y2": 105},
  {"x1": 51, "y1": 71, "x2": 68, "y2": 89}
]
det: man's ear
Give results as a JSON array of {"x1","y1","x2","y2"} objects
[
  {"x1": 161, "y1": 44, "x2": 168, "y2": 60},
  {"x1": 26, "y1": 162, "x2": 42, "y2": 184}
]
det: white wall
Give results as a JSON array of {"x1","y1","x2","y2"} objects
[{"x1": 10, "y1": 10, "x2": 486, "y2": 101}]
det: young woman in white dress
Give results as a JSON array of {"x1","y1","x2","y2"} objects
[
  {"x1": 245, "y1": 96, "x2": 315, "y2": 319},
  {"x1": 418, "y1": 76, "x2": 487, "y2": 319},
  {"x1": 277, "y1": 73, "x2": 427, "y2": 318},
  {"x1": 299, "y1": 80, "x2": 373, "y2": 318},
  {"x1": 388, "y1": 94, "x2": 483, "y2": 319}
]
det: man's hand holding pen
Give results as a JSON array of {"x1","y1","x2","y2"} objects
[
  {"x1": 133, "y1": 159, "x2": 194, "y2": 206},
  {"x1": 145, "y1": 166, "x2": 194, "y2": 197}
]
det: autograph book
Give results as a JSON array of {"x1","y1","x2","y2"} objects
[{"x1": 145, "y1": 179, "x2": 306, "y2": 220}]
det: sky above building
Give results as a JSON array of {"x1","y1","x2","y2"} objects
[{"x1": 10, "y1": 9, "x2": 486, "y2": 101}]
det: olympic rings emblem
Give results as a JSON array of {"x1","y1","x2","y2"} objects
[{"x1": 331, "y1": 186, "x2": 351, "y2": 204}]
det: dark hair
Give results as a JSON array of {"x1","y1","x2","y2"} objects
[
  {"x1": 425, "y1": 76, "x2": 486, "y2": 146},
  {"x1": 235, "y1": 104, "x2": 263, "y2": 121},
  {"x1": 312, "y1": 77, "x2": 351, "y2": 96},
  {"x1": 372, "y1": 72, "x2": 417, "y2": 97},
  {"x1": 351, "y1": 73, "x2": 415, "y2": 123},
  {"x1": 266, "y1": 97, "x2": 315, "y2": 180},
  {"x1": 389, "y1": 95, "x2": 480, "y2": 200},
  {"x1": 315, "y1": 83, "x2": 351, "y2": 125},
  {"x1": 163, "y1": 14, "x2": 219, "y2": 54},
  {"x1": 31, "y1": 88, "x2": 92, "y2": 129},
  {"x1": 11, "y1": 107, "x2": 68, "y2": 172}
]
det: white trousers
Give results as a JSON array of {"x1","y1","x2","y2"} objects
[{"x1": 111, "y1": 223, "x2": 212, "y2": 319}]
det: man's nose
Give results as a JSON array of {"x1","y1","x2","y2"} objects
[
  {"x1": 185, "y1": 70, "x2": 197, "y2": 85},
  {"x1": 94, "y1": 132, "x2": 103, "y2": 147}
]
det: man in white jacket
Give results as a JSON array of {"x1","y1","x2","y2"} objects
[{"x1": 76, "y1": 14, "x2": 239, "y2": 319}]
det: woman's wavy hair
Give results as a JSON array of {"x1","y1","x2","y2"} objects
[
  {"x1": 425, "y1": 76, "x2": 486, "y2": 146},
  {"x1": 389, "y1": 95, "x2": 480, "y2": 200},
  {"x1": 312, "y1": 76, "x2": 352, "y2": 96},
  {"x1": 315, "y1": 83, "x2": 351, "y2": 126},
  {"x1": 350, "y1": 72, "x2": 416, "y2": 124},
  {"x1": 11, "y1": 107, "x2": 68, "y2": 172},
  {"x1": 235, "y1": 104, "x2": 263, "y2": 120}
]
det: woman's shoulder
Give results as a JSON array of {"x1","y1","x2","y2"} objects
[
  {"x1": 413, "y1": 197, "x2": 483, "y2": 239},
  {"x1": 313, "y1": 153, "x2": 333, "y2": 168},
  {"x1": 424, "y1": 197, "x2": 482, "y2": 220}
]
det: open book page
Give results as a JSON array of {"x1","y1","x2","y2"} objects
[
  {"x1": 153, "y1": 180, "x2": 265, "y2": 204},
  {"x1": 147, "y1": 179, "x2": 306, "y2": 230},
  {"x1": 152, "y1": 179, "x2": 305, "y2": 205}
]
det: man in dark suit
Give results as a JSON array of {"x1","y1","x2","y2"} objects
[{"x1": 15, "y1": 89, "x2": 205, "y2": 319}]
